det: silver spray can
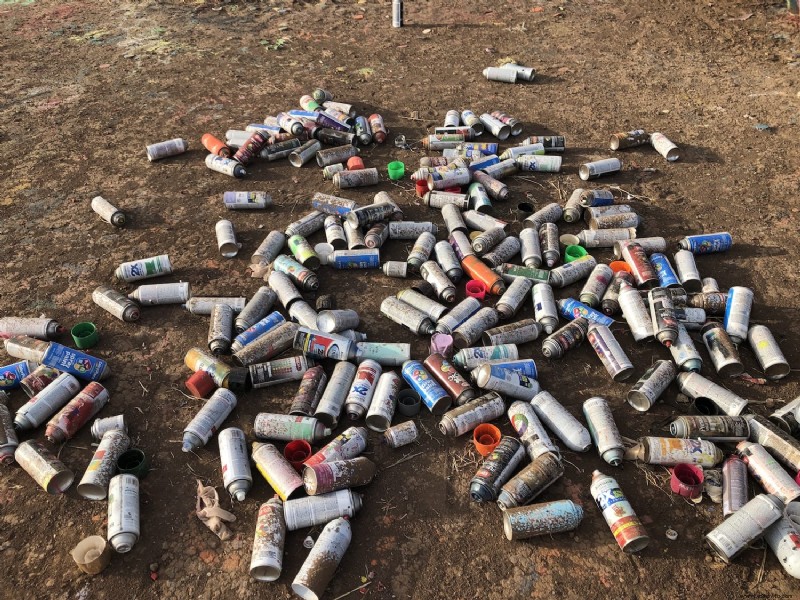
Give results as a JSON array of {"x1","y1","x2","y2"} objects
[
  {"x1": 107, "y1": 474, "x2": 140, "y2": 553},
  {"x1": 525, "y1": 203, "x2": 564, "y2": 231},
  {"x1": 618, "y1": 281, "x2": 653, "y2": 341},
  {"x1": 531, "y1": 390, "x2": 592, "y2": 452},
  {"x1": 407, "y1": 231, "x2": 437, "y2": 272},
  {"x1": 434, "y1": 240, "x2": 463, "y2": 283},
  {"x1": 129, "y1": 281, "x2": 191, "y2": 305},
  {"x1": 706, "y1": 494, "x2": 783, "y2": 563},
  {"x1": 182, "y1": 388, "x2": 237, "y2": 452},
  {"x1": 583, "y1": 396, "x2": 624, "y2": 466},
  {"x1": 381, "y1": 296, "x2": 435, "y2": 335},
  {"x1": 519, "y1": 227, "x2": 542, "y2": 268},
  {"x1": 286, "y1": 210, "x2": 326, "y2": 237},
  {"x1": 14, "y1": 372, "x2": 81, "y2": 430},
  {"x1": 91, "y1": 414, "x2": 127, "y2": 441},
  {"x1": 579, "y1": 264, "x2": 614, "y2": 308},
  {"x1": 435, "y1": 296, "x2": 481, "y2": 335},
  {"x1": 495, "y1": 277, "x2": 532, "y2": 319},
  {"x1": 737, "y1": 441, "x2": 800, "y2": 505},
  {"x1": 626, "y1": 360, "x2": 677, "y2": 412},
  {"x1": 219, "y1": 427, "x2": 253, "y2": 501},
  {"x1": 673, "y1": 250, "x2": 702, "y2": 293},
  {"x1": 438, "y1": 391, "x2": 506, "y2": 437},
  {"x1": 723, "y1": 455, "x2": 749, "y2": 517},
  {"x1": 185, "y1": 297, "x2": 247, "y2": 315},
  {"x1": 563, "y1": 188, "x2": 584, "y2": 223},
  {"x1": 146, "y1": 137, "x2": 188, "y2": 161},
  {"x1": 532, "y1": 283, "x2": 559, "y2": 334},
  {"x1": 670, "y1": 322, "x2": 703, "y2": 372},
  {"x1": 548, "y1": 255, "x2": 597, "y2": 288},
  {"x1": 208, "y1": 304, "x2": 234, "y2": 355},
  {"x1": 420, "y1": 260, "x2": 457, "y2": 303},
  {"x1": 770, "y1": 397, "x2": 800, "y2": 436},
  {"x1": 291, "y1": 518, "x2": 352, "y2": 600},
  {"x1": 249, "y1": 497, "x2": 286, "y2": 582},
  {"x1": 483, "y1": 319, "x2": 542, "y2": 346},
  {"x1": 587, "y1": 323, "x2": 635, "y2": 382},
  {"x1": 677, "y1": 372, "x2": 747, "y2": 416},
  {"x1": 724, "y1": 286, "x2": 754, "y2": 344},
  {"x1": 93, "y1": 285, "x2": 141, "y2": 322},
  {"x1": 453, "y1": 307, "x2": 500, "y2": 349},
  {"x1": 314, "y1": 361, "x2": 357, "y2": 428},
  {"x1": 396, "y1": 288, "x2": 448, "y2": 322},
  {"x1": 579, "y1": 158, "x2": 622, "y2": 180},
  {"x1": 482, "y1": 236, "x2": 521, "y2": 269},
  {"x1": 235, "y1": 287, "x2": 277, "y2": 334},
  {"x1": 284, "y1": 489, "x2": 362, "y2": 531},
  {"x1": 215, "y1": 219, "x2": 241, "y2": 258},
  {"x1": 507, "y1": 399, "x2": 559, "y2": 459},
  {"x1": 365, "y1": 370, "x2": 401, "y2": 432},
  {"x1": 383, "y1": 420, "x2": 418, "y2": 448},
  {"x1": 252, "y1": 231, "x2": 286, "y2": 266}
]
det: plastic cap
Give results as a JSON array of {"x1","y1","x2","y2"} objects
[
  {"x1": 226, "y1": 368, "x2": 249, "y2": 392},
  {"x1": 186, "y1": 370, "x2": 215, "y2": 398},
  {"x1": 387, "y1": 161, "x2": 405, "y2": 180},
  {"x1": 71, "y1": 322, "x2": 99, "y2": 349},
  {"x1": 564, "y1": 245, "x2": 588, "y2": 263},
  {"x1": 465, "y1": 279, "x2": 486, "y2": 300}
]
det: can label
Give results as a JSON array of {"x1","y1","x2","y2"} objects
[{"x1": 42, "y1": 344, "x2": 107, "y2": 381}]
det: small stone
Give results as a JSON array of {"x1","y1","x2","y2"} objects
[
  {"x1": 149, "y1": 562, "x2": 159, "y2": 573},
  {"x1": 199, "y1": 549, "x2": 216, "y2": 564}
]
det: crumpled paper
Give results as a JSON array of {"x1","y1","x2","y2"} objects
[{"x1": 195, "y1": 480, "x2": 236, "y2": 541}]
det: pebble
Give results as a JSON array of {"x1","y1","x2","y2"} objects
[{"x1": 150, "y1": 562, "x2": 160, "y2": 573}]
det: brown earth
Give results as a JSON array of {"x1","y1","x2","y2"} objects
[{"x1": 1, "y1": 0, "x2": 800, "y2": 599}]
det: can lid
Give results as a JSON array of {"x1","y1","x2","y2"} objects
[
  {"x1": 226, "y1": 367, "x2": 250, "y2": 392},
  {"x1": 186, "y1": 370, "x2": 215, "y2": 398}
]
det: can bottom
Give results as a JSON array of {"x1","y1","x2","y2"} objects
[{"x1": 110, "y1": 532, "x2": 138, "y2": 553}]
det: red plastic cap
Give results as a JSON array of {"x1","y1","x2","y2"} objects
[
  {"x1": 670, "y1": 463, "x2": 704, "y2": 499},
  {"x1": 415, "y1": 179, "x2": 428, "y2": 198},
  {"x1": 465, "y1": 279, "x2": 487, "y2": 300},
  {"x1": 347, "y1": 156, "x2": 365, "y2": 170},
  {"x1": 186, "y1": 370, "x2": 216, "y2": 399}
]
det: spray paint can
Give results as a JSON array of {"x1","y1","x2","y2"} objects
[
  {"x1": 631, "y1": 436, "x2": 723, "y2": 467},
  {"x1": 317, "y1": 310, "x2": 360, "y2": 334},
  {"x1": 0, "y1": 318, "x2": 62, "y2": 341},
  {"x1": 76, "y1": 428, "x2": 131, "y2": 500},
  {"x1": 289, "y1": 366, "x2": 327, "y2": 417},
  {"x1": 205, "y1": 154, "x2": 246, "y2": 178},
  {"x1": 562, "y1": 188, "x2": 585, "y2": 223},
  {"x1": 531, "y1": 391, "x2": 591, "y2": 452},
  {"x1": 548, "y1": 255, "x2": 598, "y2": 288},
  {"x1": 618, "y1": 281, "x2": 653, "y2": 341},
  {"x1": 268, "y1": 270, "x2": 303, "y2": 311},
  {"x1": 431, "y1": 299, "x2": 478, "y2": 338},
  {"x1": 647, "y1": 287, "x2": 679, "y2": 347},
  {"x1": 316, "y1": 144, "x2": 358, "y2": 168},
  {"x1": 722, "y1": 455, "x2": 749, "y2": 516},
  {"x1": 621, "y1": 243, "x2": 657, "y2": 289},
  {"x1": 232, "y1": 312, "x2": 286, "y2": 354},
  {"x1": 115, "y1": 254, "x2": 172, "y2": 282},
  {"x1": 744, "y1": 415, "x2": 800, "y2": 475},
  {"x1": 90, "y1": 414, "x2": 127, "y2": 441},
  {"x1": 401, "y1": 360, "x2": 452, "y2": 415},
  {"x1": 474, "y1": 366, "x2": 540, "y2": 400},
  {"x1": 420, "y1": 261, "x2": 457, "y2": 303},
  {"x1": 590, "y1": 470, "x2": 650, "y2": 553},
  {"x1": 91, "y1": 195, "x2": 126, "y2": 227},
  {"x1": 249, "y1": 497, "x2": 286, "y2": 582},
  {"x1": 438, "y1": 391, "x2": 505, "y2": 437},
  {"x1": 518, "y1": 227, "x2": 542, "y2": 269},
  {"x1": 288, "y1": 234, "x2": 321, "y2": 270},
  {"x1": 313, "y1": 361, "x2": 356, "y2": 428},
  {"x1": 537, "y1": 223, "x2": 560, "y2": 269},
  {"x1": 215, "y1": 219, "x2": 241, "y2": 258},
  {"x1": 333, "y1": 168, "x2": 380, "y2": 189},
  {"x1": 45, "y1": 382, "x2": 108, "y2": 444},
  {"x1": 250, "y1": 442, "x2": 303, "y2": 501},
  {"x1": 106, "y1": 474, "x2": 141, "y2": 555},
  {"x1": 677, "y1": 372, "x2": 747, "y2": 416},
  {"x1": 233, "y1": 321, "x2": 298, "y2": 367},
  {"x1": 701, "y1": 321, "x2": 743, "y2": 377},
  {"x1": 19, "y1": 365, "x2": 60, "y2": 398},
  {"x1": 216, "y1": 427, "x2": 253, "y2": 502},
  {"x1": 738, "y1": 441, "x2": 800, "y2": 505},
  {"x1": 770, "y1": 397, "x2": 800, "y2": 436},
  {"x1": 579, "y1": 158, "x2": 622, "y2": 181},
  {"x1": 496, "y1": 452, "x2": 563, "y2": 510},
  {"x1": 146, "y1": 137, "x2": 188, "y2": 161},
  {"x1": 688, "y1": 291, "x2": 728, "y2": 315},
  {"x1": 291, "y1": 517, "x2": 352, "y2": 600},
  {"x1": 541, "y1": 318, "x2": 589, "y2": 359},
  {"x1": 205, "y1": 304, "x2": 233, "y2": 355},
  {"x1": 531, "y1": 283, "x2": 558, "y2": 335},
  {"x1": 433, "y1": 240, "x2": 463, "y2": 283},
  {"x1": 382, "y1": 261, "x2": 408, "y2": 278},
  {"x1": 405, "y1": 232, "x2": 436, "y2": 273},
  {"x1": 4, "y1": 337, "x2": 47, "y2": 363},
  {"x1": 482, "y1": 320, "x2": 542, "y2": 347},
  {"x1": 14, "y1": 372, "x2": 81, "y2": 430},
  {"x1": 558, "y1": 298, "x2": 614, "y2": 328},
  {"x1": 724, "y1": 286, "x2": 753, "y2": 344},
  {"x1": 381, "y1": 296, "x2": 435, "y2": 335},
  {"x1": 503, "y1": 500, "x2": 583, "y2": 541},
  {"x1": 471, "y1": 170, "x2": 509, "y2": 201},
  {"x1": 626, "y1": 360, "x2": 677, "y2": 412},
  {"x1": 469, "y1": 437, "x2": 526, "y2": 502},
  {"x1": 305, "y1": 427, "x2": 367, "y2": 469},
  {"x1": 303, "y1": 457, "x2": 376, "y2": 495},
  {"x1": 15, "y1": 439, "x2": 74, "y2": 494},
  {"x1": 669, "y1": 322, "x2": 703, "y2": 372},
  {"x1": 707, "y1": 493, "x2": 783, "y2": 563},
  {"x1": 600, "y1": 270, "x2": 635, "y2": 316},
  {"x1": 583, "y1": 397, "x2": 624, "y2": 466},
  {"x1": 764, "y1": 509, "x2": 800, "y2": 579},
  {"x1": 251, "y1": 231, "x2": 286, "y2": 266},
  {"x1": 182, "y1": 388, "x2": 237, "y2": 452},
  {"x1": 382, "y1": 421, "x2": 417, "y2": 448},
  {"x1": 364, "y1": 370, "x2": 401, "y2": 431},
  {"x1": 284, "y1": 490, "x2": 362, "y2": 532},
  {"x1": 185, "y1": 347, "x2": 231, "y2": 389},
  {"x1": 354, "y1": 342, "x2": 410, "y2": 367},
  {"x1": 482, "y1": 237, "x2": 522, "y2": 269},
  {"x1": 235, "y1": 287, "x2": 277, "y2": 334},
  {"x1": 364, "y1": 222, "x2": 389, "y2": 249},
  {"x1": 424, "y1": 353, "x2": 477, "y2": 406},
  {"x1": 451, "y1": 307, "x2": 499, "y2": 348},
  {"x1": 273, "y1": 255, "x2": 320, "y2": 291},
  {"x1": 451, "y1": 345, "x2": 519, "y2": 370},
  {"x1": 748, "y1": 325, "x2": 790, "y2": 380},
  {"x1": 609, "y1": 129, "x2": 649, "y2": 150},
  {"x1": 507, "y1": 400, "x2": 558, "y2": 459},
  {"x1": 0, "y1": 399, "x2": 18, "y2": 464},
  {"x1": 293, "y1": 328, "x2": 354, "y2": 362},
  {"x1": 342, "y1": 360, "x2": 381, "y2": 421},
  {"x1": 492, "y1": 276, "x2": 531, "y2": 320},
  {"x1": 92, "y1": 285, "x2": 140, "y2": 322},
  {"x1": 128, "y1": 282, "x2": 190, "y2": 305},
  {"x1": 252, "y1": 414, "x2": 330, "y2": 446},
  {"x1": 577, "y1": 264, "x2": 613, "y2": 308},
  {"x1": 679, "y1": 232, "x2": 733, "y2": 254},
  {"x1": 672, "y1": 250, "x2": 702, "y2": 292},
  {"x1": 249, "y1": 356, "x2": 308, "y2": 389}
]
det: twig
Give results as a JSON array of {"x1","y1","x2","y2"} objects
[
  {"x1": 398, "y1": 115, "x2": 425, "y2": 121},
  {"x1": 139, "y1": 380, "x2": 149, "y2": 396},
  {"x1": 332, "y1": 581, "x2": 372, "y2": 600},
  {"x1": 171, "y1": 386, "x2": 200, "y2": 400},
  {"x1": 609, "y1": 186, "x2": 652, "y2": 202},
  {"x1": 383, "y1": 451, "x2": 423, "y2": 470}
]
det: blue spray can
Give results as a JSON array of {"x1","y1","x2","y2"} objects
[
  {"x1": 0, "y1": 360, "x2": 35, "y2": 390},
  {"x1": 678, "y1": 232, "x2": 733, "y2": 254},
  {"x1": 649, "y1": 253, "x2": 681, "y2": 288},
  {"x1": 557, "y1": 298, "x2": 614, "y2": 327},
  {"x1": 231, "y1": 312, "x2": 287, "y2": 354},
  {"x1": 401, "y1": 360, "x2": 452, "y2": 414}
]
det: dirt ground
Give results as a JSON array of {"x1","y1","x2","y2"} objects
[{"x1": 1, "y1": 0, "x2": 800, "y2": 598}]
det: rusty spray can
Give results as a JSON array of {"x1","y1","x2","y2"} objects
[
  {"x1": 289, "y1": 366, "x2": 327, "y2": 417},
  {"x1": 470, "y1": 436, "x2": 527, "y2": 502}
]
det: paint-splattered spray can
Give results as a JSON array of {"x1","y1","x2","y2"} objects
[
  {"x1": 453, "y1": 307, "x2": 501, "y2": 349},
  {"x1": 146, "y1": 138, "x2": 188, "y2": 161},
  {"x1": 91, "y1": 196, "x2": 126, "y2": 227},
  {"x1": 93, "y1": 285, "x2": 140, "y2": 322},
  {"x1": 738, "y1": 441, "x2": 800, "y2": 505},
  {"x1": 14, "y1": 439, "x2": 74, "y2": 493},
  {"x1": 284, "y1": 489, "x2": 362, "y2": 531},
  {"x1": 495, "y1": 277, "x2": 532, "y2": 319},
  {"x1": 706, "y1": 493, "x2": 783, "y2": 563},
  {"x1": 365, "y1": 371, "x2": 401, "y2": 431},
  {"x1": 76, "y1": 428, "x2": 130, "y2": 500},
  {"x1": 583, "y1": 397, "x2": 624, "y2": 466},
  {"x1": 291, "y1": 518, "x2": 352, "y2": 600},
  {"x1": 289, "y1": 366, "x2": 327, "y2": 417},
  {"x1": 626, "y1": 360, "x2": 677, "y2": 412},
  {"x1": 579, "y1": 264, "x2": 614, "y2": 307},
  {"x1": 381, "y1": 296, "x2": 436, "y2": 335},
  {"x1": 601, "y1": 270, "x2": 635, "y2": 316},
  {"x1": 115, "y1": 254, "x2": 172, "y2": 282},
  {"x1": 253, "y1": 414, "x2": 330, "y2": 443},
  {"x1": 579, "y1": 158, "x2": 622, "y2": 181},
  {"x1": 541, "y1": 318, "x2": 589, "y2": 359},
  {"x1": 764, "y1": 508, "x2": 800, "y2": 580},
  {"x1": 496, "y1": 452, "x2": 563, "y2": 510},
  {"x1": 748, "y1": 325, "x2": 790, "y2": 380},
  {"x1": 303, "y1": 456, "x2": 376, "y2": 495},
  {"x1": 438, "y1": 391, "x2": 506, "y2": 437},
  {"x1": 383, "y1": 421, "x2": 418, "y2": 448},
  {"x1": 722, "y1": 455, "x2": 749, "y2": 516},
  {"x1": 107, "y1": 474, "x2": 140, "y2": 553},
  {"x1": 470, "y1": 437, "x2": 527, "y2": 502},
  {"x1": 483, "y1": 320, "x2": 542, "y2": 346},
  {"x1": 531, "y1": 391, "x2": 592, "y2": 452},
  {"x1": 548, "y1": 255, "x2": 597, "y2": 288},
  {"x1": 45, "y1": 382, "x2": 109, "y2": 444},
  {"x1": 205, "y1": 154, "x2": 247, "y2": 178},
  {"x1": 128, "y1": 282, "x2": 190, "y2": 305},
  {"x1": 532, "y1": 283, "x2": 558, "y2": 334},
  {"x1": 252, "y1": 442, "x2": 305, "y2": 500},
  {"x1": 507, "y1": 400, "x2": 559, "y2": 459},
  {"x1": 435, "y1": 297, "x2": 481, "y2": 336},
  {"x1": 0, "y1": 317, "x2": 63, "y2": 340},
  {"x1": 314, "y1": 362, "x2": 357, "y2": 428},
  {"x1": 182, "y1": 388, "x2": 237, "y2": 452},
  {"x1": 590, "y1": 470, "x2": 650, "y2": 553},
  {"x1": 702, "y1": 322, "x2": 744, "y2": 377},
  {"x1": 670, "y1": 322, "x2": 703, "y2": 372},
  {"x1": 343, "y1": 360, "x2": 382, "y2": 421},
  {"x1": 503, "y1": 500, "x2": 584, "y2": 541},
  {"x1": 235, "y1": 287, "x2": 277, "y2": 334},
  {"x1": 305, "y1": 426, "x2": 368, "y2": 468},
  {"x1": 420, "y1": 260, "x2": 457, "y2": 303},
  {"x1": 207, "y1": 304, "x2": 234, "y2": 355},
  {"x1": 19, "y1": 365, "x2": 59, "y2": 398},
  {"x1": 519, "y1": 227, "x2": 542, "y2": 268},
  {"x1": 251, "y1": 231, "x2": 286, "y2": 266},
  {"x1": 219, "y1": 427, "x2": 253, "y2": 501},
  {"x1": 249, "y1": 497, "x2": 286, "y2": 582}
]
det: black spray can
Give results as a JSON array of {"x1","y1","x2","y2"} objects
[{"x1": 469, "y1": 437, "x2": 526, "y2": 503}]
